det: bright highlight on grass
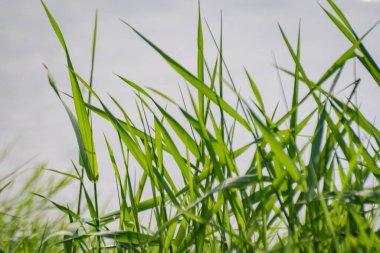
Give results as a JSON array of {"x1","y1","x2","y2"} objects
[{"x1": 1, "y1": 0, "x2": 380, "y2": 252}]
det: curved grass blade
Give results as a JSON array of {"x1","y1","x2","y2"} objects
[
  {"x1": 41, "y1": 1, "x2": 98, "y2": 181},
  {"x1": 121, "y1": 20, "x2": 251, "y2": 131},
  {"x1": 43, "y1": 65, "x2": 96, "y2": 181}
]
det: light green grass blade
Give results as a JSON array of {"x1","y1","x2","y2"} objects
[
  {"x1": 245, "y1": 68, "x2": 265, "y2": 112},
  {"x1": 154, "y1": 118, "x2": 192, "y2": 185},
  {"x1": 289, "y1": 23, "x2": 301, "y2": 159},
  {"x1": 41, "y1": 1, "x2": 98, "y2": 181},
  {"x1": 93, "y1": 231, "x2": 159, "y2": 246},
  {"x1": 70, "y1": 69, "x2": 151, "y2": 176},
  {"x1": 87, "y1": 10, "x2": 98, "y2": 104},
  {"x1": 247, "y1": 108, "x2": 306, "y2": 190},
  {"x1": 122, "y1": 21, "x2": 251, "y2": 131},
  {"x1": 154, "y1": 102, "x2": 201, "y2": 160},
  {"x1": 104, "y1": 136, "x2": 132, "y2": 229},
  {"x1": 197, "y1": 1, "x2": 205, "y2": 121},
  {"x1": 43, "y1": 66, "x2": 96, "y2": 181}
]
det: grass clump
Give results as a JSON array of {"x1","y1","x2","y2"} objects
[
  {"x1": 36, "y1": 0, "x2": 380, "y2": 252},
  {"x1": 0, "y1": 164, "x2": 71, "y2": 252}
]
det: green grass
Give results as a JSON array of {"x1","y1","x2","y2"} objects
[
  {"x1": 0, "y1": 163, "x2": 71, "y2": 252},
  {"x1": 3, "y1": 0, "x2": 380, "y2": 252}
]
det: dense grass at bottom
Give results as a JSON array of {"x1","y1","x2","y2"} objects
[{"x1": 2, "y1": 0, "x2": 380, "y2": 252}]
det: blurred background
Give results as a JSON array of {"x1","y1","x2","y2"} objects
[{"x1": 1, "y1": 0, "x2": 379, "y2": 204}]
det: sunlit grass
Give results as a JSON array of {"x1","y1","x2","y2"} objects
[{"x1": 3, "y1": 0, "x2": 380, "y2": 252}]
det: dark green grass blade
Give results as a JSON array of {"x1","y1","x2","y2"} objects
[
  {"x1": 0, "y1": 181, "x2": 12, "y2": 194},
  {"x1": 33, "y1": 193, "x2": 79, "y2": 220},
  {"x1": 331, "y1": 97, "x2": 380, "y2": 139},
  {"x1": 306, "y1": 106, "x2": 326, "y2": 200},
  {"x1": 323, "y1": 3, "x2": 380, "y2": 85}
]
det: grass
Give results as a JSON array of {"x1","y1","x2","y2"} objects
[
  {"x1": 2, "y1": 0, "x2": 380, "y2": 252},
  {"x1": 0, "y1": 162, "x2": 71, "y2": 252}
]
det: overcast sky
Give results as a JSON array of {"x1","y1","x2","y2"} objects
[{"x1": 1, "y1": 0, "x2": 380, "y2": 202}]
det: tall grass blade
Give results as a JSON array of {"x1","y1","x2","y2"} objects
[{"x1": 41, "y1": 1, "x2": 98, "y2": 181}]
